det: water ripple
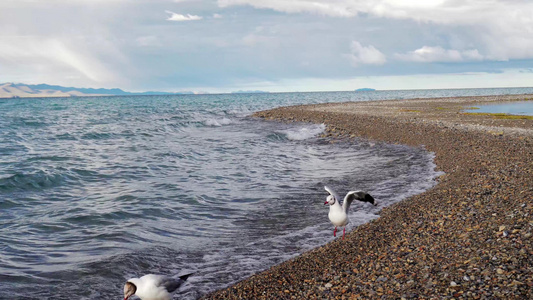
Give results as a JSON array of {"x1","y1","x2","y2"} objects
[{"x1": 0, "y1": 91, "x2": 483, "y2": 299}]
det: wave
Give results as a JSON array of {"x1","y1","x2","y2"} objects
[
  {"x1": 0, "y1": 167, "x2": 109, "y2": 192},
  {"x1": 203, "y1": 117, "x2": 233, "y2": 127},
  {"x1": 0, "y1": 92, "x2": 450, "y2": 300},
  {"x1": 0, "y1": 171, "x2": 71, "y2": 192},
  {"x1": 279, "y1": 123, "x2": 325, "y2": 140},
  {"x1": 80, "y1": 132, "x2": 115, "y2": 140}
]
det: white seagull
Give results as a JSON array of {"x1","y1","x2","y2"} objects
[
  {"x1": 124, "y1": 273, "x2": 192, "y2": 300},
  {"x1": 324, "y1": 186, "x2": 377, "y2": 240}
]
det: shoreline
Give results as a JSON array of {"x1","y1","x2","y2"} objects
[{"x1": 203, "y1": 94, "x2": 532, "y2": 299}]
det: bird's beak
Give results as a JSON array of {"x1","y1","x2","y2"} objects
[{"x1": 324, "y1": 201, "x2": 328, "y2": 205}]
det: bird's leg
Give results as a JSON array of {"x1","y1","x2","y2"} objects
[
  {"x1": 333, "y1": 227, "x2": 337, "y2": 237},
  {"x1": 342, "y1": 227, "x2": 346, "y2": 240}
]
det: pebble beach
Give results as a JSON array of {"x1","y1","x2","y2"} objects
[{"x1": 203, "y1": 94, "x2": 533, "y2": 299}]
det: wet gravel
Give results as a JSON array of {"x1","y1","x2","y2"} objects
[{"x1": 203, "y1": 95, "x2": 533, "y2": 299}]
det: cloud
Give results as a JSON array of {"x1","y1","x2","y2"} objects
[
  {"x1": 217, "y1": 0, "x2": 355, "y2": 17},
  {"x1": 346, "y1": 41, "x2": 386, "y2": 66},
  {"x1": 0, "y1": 37, "x2": 117, "y2": 82},
  {"x1": 395, "y1": 46, "x2": 484, "y2": 63},
  {"x1": 217, "y1": 0, "x2": 533, "y2": 62},
  {"x1": 215, "y1": 0, "x2": 524, "y2": 24},
  {"x1": 2, "y1": 0, "x2": 533, "y2": 92},
  {"x1": 216, "y1": 0, "x2": 453, "y2": 18},
  {"x1": 165, "y1": 10, "x2": 203, "y2": 21}
]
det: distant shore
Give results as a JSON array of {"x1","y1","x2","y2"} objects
[{"x1": 204, "y1": 94, "x2": 533, "y2": 299}]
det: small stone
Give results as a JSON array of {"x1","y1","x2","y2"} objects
[
  {"x1": 450, "y1": 281, "x2": 458, "y2": 287},
  {"x1": 325, "y1": 283, "x2": 333, "y2": 288},
  {"x1": 511, "y1": 280, "x2": 524, "y2": 286},
  {"x1": 463, "y1": 275, "x2": 470, "y2": 281},
  {"x1": 496, "y1": 268, "x2": 504, "y2": 275},
  {"x1": 499, "y1": 225, "x2": 506, "y2": 232}
]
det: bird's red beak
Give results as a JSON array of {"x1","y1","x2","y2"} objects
[{"x1": 324, "y1": 201, "x2": 328, "y2": 205}]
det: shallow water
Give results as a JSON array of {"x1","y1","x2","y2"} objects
[
  {"x1": 465, "y1": 101, "x2": 533, "y2": 116},
  {"x1": 1, "y1": 88, "x2": 532, "y2": 299}
]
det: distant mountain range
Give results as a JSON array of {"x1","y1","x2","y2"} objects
[
  {"x1": 0, "y1": 83, "x2": 197, "y2": 98},
  {"x1": 0, "y1": 83, "x2": 271, "y2": 98}
]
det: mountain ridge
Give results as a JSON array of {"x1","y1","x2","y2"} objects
[{"x1": 0, "y1": 82, "x2": 195, "y2": 98}]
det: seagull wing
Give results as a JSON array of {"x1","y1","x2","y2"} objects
[
  {"x1": 343, "y1": 191, "x2": 375, "y2": 212},
  {"x1": 324, "y1": 186, "x2": 340, "y2": 202},
  {"x1": 156, "y1": 273, "x2": 193, "y2": 293}
]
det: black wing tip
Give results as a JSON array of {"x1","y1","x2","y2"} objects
[
  {"x1": 179, "y1": 273, "x2": 193, "y2": 281},
  {"x1": 365, "y1": 193, "x2": 376, "y2": 205}
]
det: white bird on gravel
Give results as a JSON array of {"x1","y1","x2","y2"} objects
[
  {"x1": 124, "y1": 273, "x2": 192, "y2": 300},
  {"x1": 324, "y1": 186, "x2": 377, "y2": 240}
]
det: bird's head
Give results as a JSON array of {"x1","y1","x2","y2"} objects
[
  {"x1": 124, "y1": 282, "x2": 137, "y2": 300},
  {"x1": 324, "y1": 194, "x2": 336, "y2": 206}
]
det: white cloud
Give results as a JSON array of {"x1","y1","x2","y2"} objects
[
  {"x1": 346, "y1": 41, "x2": 386, "y2": 66},
  {"x1": 217, "y1": 0, "x2": 533, "y2": 61},
  {"x1": 396, "y1": 46, "x2": 484, "y2": 63},
  {"x1": 2, "y1": 0, "x2": 533, "y2": 92},
  {"x1": 218, "y1": 0, "x2": 355, "y2": 17},
  {"x1": 216, "y1": 0, "x2": 454, "y2": 18},
  {"x1": 165, "y1": 10, "x2": 203, "y2": 21},
  {"x1": 0, "y1": 37, "x2": 118, "y2": 83},
  {"x1": 216, "y1": 0, "x2": 527, "y2": 24}
]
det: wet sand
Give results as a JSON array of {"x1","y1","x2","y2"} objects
[{"x1": 203, "y1": 94, "x2": 533, "y2": 299}]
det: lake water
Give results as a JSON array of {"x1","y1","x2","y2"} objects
[{"x1": 1, "y1": 87, "x2": 532, "y2": 299}]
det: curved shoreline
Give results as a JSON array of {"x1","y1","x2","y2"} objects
[{"x1": 204, "y1": 94, "x2": 533, "y2": 299}]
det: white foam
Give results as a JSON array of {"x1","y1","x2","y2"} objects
[
  {"x1": 204, "y1": 118, "x2": 233, "y2": 127},
  {"x1": 282, "y1": 124, "x2": 325, "y2": 140}
]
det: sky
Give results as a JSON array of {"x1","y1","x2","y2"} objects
[{"x1": 1, "y1": 0, "x2": 533, "y2": 93}]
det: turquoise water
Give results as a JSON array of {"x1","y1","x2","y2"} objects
[
  {"x1": 1, "y1": 88, "x2": 532, "y2": 299},
  {"x1": 465, "y1": 101, "x2": 533, "y2": 115}
]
